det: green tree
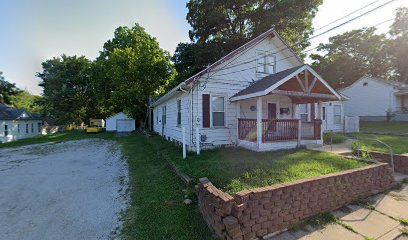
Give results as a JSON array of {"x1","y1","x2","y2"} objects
[
  {"x1": 172, "y1": 0, "x2": 323, "y2": 86},
  {"x1": 311, "y1": 28, "x2": 393, "y2": 88},
  {"x1": 0, "y1": 71, "x2": 21, "y2": 104},
  {"x1": 37, "y1": 55, "x2": 95, "y2": 124},
  {"x1": 97, "y1": 23, "x2": 175, "y2": 123},
  {"x1": 9, "y1": 90, "x2": 43, "y2": 114},
  {"x1": 388, "y1": 7, "x2": 408, "y2": 82}
]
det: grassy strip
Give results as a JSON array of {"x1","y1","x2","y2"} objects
[
  {"x1": 360, "y1": 121, "x2": 408, "y2": 134},
  {"x1": 351, "y1": 133, "x2": 408, "y2": 154},
  {"x1": 148, "y1": 133, "x2": 368, "y2": 195},
  {"x1": 117, "y1": 133, "x2": 213, "y2": 240}
]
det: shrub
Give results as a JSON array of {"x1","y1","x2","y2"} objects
[{"x1": 323, "y1": 132, "x2": 347, "y2": 145}]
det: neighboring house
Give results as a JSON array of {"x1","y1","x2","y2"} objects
[
  {"x1": 106, "y1": 112, "x2": 135, "y2": 132},
  {"x1": 149, "y1": 28, "x2": 342, "y2": 152},
  {"x1": 340, "y1": 76, "x2": 408, "y2": 121},
  {"x1": 0, "y1": 101, "x2": 43, "y2": 143}
]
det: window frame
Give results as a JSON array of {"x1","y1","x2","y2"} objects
[
  {"x1": 298, "y1": 104, "x2": 309, "y2": 123},
  {"x1": 256, "y1": 51, "x2": 276, "y2": 75},
  {"x1": 26, "y1": 123, "x2": 29, "y2": 134},
  {"x1": 38, "y1": 123, "x2": 41, "y2": 133},
  {"x1": 210, "y1": 95, "x2": 226, "y2": 128},
  {"x1": 17, "y1": 124, "x2": 20, "y2": 133},
  {"x1": 162, "y1": 105, "x2": 166, "y2": 125},
  {"x1": 4, "y1": 124, "x2": 8, "y2": 137},
  {"x1": 333, "y1": 105, "x2": 342, "y2": 125},
  {"x1": 31, "y1": 123, "x2": 34, "y2": 133},
  {"x1": 177, "y1": 99, "x2": 181, "y2": 126}
]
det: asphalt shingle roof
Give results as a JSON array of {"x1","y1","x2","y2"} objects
[
  {"x1": 0, "y1": 103, "x2": 42, "y2": 120},
  {"x1": 232, "y1": 65, "x2": 305, "y2": 98}
]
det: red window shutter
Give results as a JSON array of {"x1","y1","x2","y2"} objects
[{"x1": 202, "y1": 94, "x2": 210, "y2": 128}]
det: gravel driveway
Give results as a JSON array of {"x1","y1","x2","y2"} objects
[{"x1": 0, "y1": 139, "x2": 128, "y2": 240}]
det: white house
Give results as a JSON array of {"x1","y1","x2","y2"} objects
[
  {"x1": 0, "y1": 102, "x2": 43, "y2": 143},
  {"x1": 340, "y1": 76, "x2": 408, "y2": 121},
  {"x1": 106, "y1": 112, "x2": 135, "y2": 132},
  {"x1": 149, "y1": 28, "x2": 343, "y2": 152}
]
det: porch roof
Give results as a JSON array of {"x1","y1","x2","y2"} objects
[{"x1": 230, "y1": 64, "x2": 342, "y2": 103}]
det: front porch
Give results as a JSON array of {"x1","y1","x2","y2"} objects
[{"x1": 231, "y1": 64, "x2": 341, "y2": 151}]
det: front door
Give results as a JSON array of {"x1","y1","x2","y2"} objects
[{"x1": 268, "y1": 103, "x2": 277, "y2": 120}]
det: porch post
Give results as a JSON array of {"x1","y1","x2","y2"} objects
[
  {"x1": 317, "y1": 100, "x2": 322, "y2": 119},
  {"x1": 257, "y1": 97, "x2": 263, "y2": 146}
]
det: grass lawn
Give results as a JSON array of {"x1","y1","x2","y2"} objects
[
  {"x1": 149, "y1": 134, "x2": 368, "y2": 195},
  {"x1": 0, "y1": 131, "x2": 213, "y2": 240},
  {"x1": 350, "y1": 133, "x2": 408, "y2": 155},
  {"x1": 360, "y1": 121, "x2": 408, "y2": 134}
]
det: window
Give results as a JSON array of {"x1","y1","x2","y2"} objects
[
  {"x1": 212, "y1": 96, "x2": 225, "y2": 127},
  {"x1": 322, "y1": 107, "x2": 326, "y2": 121},
  {"x1": 177, "y1": 100, "x2": 181, "y2": 126},
  {"x1": 299, "y1": 104, "x2": 309, "y2": 123},
  {"x1": 17, "y1": 124, "x2": 20, "y2": 133},
  {"x1": 26, "y1": 124, "x2": 29, "y2": 134},
  {"x1": 31, "y1": 123, "x2": 34, "y2": 133},
  {"x1": 256, "y1": 52, "x2": 276, "y2": 74},
  {"x1": 333, "y1": 105, "x2": 342, "y2": 125},
  {"x1": 38, "y1": 123, "x2": 42, "y2": 133},
  {"x1": 4, "y1": 125, "x2": 8, "y2": 137},
  {"x1": 156, "y1": 109, "x2": 158, "y2": 124},
  {"x1": 162, "y1": 106, "x2": 166, "y2": 125}
]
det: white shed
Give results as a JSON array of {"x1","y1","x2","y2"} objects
[{"x1": 106, "y1": 112, "x2": 135, "y2": 132}]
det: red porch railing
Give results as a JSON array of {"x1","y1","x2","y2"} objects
[
  {"x1": 262, "y1": 119, "x2": 299, "y2": 142},
  {"x1": 238, "y1": 118, "x2": 322, "y2": 142},
  {"x1": 238, "y1": 118, "x2": 257, "y2": 142}
]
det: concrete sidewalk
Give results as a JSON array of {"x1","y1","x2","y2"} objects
[
  {"x1": 306, "y1": 139, "x2": 355, "y2": 155},
  {"x1": 269, "y1": 179, "x2": 408, "y2": 240}
]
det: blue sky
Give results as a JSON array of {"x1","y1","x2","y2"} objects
[{"x1": 0, "y1": 0, "x2": 406, "y2": 95}]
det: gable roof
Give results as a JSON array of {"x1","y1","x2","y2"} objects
[
  {"x1": 340, "y1": 76, "x2": 408, "y2": 92},
  {"x1": 232, "y1": 65, "x2": 304, "y2": 98},
  {"x1": 230, "y1": 64, "x2": 342, "y2": 101},
  {"x1": 0, "y1": 103, "x2": 42, "y2": 121},
  {"x1": 150, "y1": 28, "x2": 303, "y2": 107}
]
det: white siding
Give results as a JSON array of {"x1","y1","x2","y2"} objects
[
  {"x1": 341, "y1": 77, "x2": 396, "y2": 117},
  {"x1": 322, "y1": 101, "x2": 344, "y2": 132},
  {"x1": 0, "y1": 120, "x2": 42, "y2": 143},
  {"x1": 153, "y1": 35, "x2": 302, "y2": 149},
  {"x1": 153, "y1": 91, "x2": 191, "y2": 147},
  {"x1": 190, "y1": 36, "x2": 300, "y2": 147}
]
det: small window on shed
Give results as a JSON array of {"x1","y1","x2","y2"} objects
[
  {"x1": 162, "y1": 106, "x2": 166, "y2": 125},
  {"x1": 4, "y1": 125, "x2": 8, "y2": 137},
  {"x1": 363, "y1": 82, "x2": 368, "y2": 86}
]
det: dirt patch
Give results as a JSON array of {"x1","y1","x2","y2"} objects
[{"x1": 0, "y1": 139, "x2": 128, "y2": 240}]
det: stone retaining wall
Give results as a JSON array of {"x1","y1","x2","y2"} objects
[
  {"x1": 354, "y1": 149, "x2": 408, "y2": 174},
  {"x1": 197, "y1": 163, "x2": 394, "y2": 240}
]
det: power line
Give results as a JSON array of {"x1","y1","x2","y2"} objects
[
  {"x1": 309, "y1": 0, "x2": 397, "y2": 40},
  {"x1": 313, "y1": 0, "x2": 384, "y2": 33},
  {"x1": 197, "y1": 0, "x2": 398, "y2": 80}
]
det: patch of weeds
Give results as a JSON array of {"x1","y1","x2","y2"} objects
[
  {"x1": 402, "y1": 178, "x2": 408, "y2": 185},
  {"x1": 364, "y1": 237, "x2": 375, "y2": 240},
  {"x1": 289, "y1": 213, "x2": 337, "y2": 233},
  {"x1": 402, "y1": 227, "x2": 408, "y2": 236},
  {"x1": 400, "y1": 219, "x2": 408, "y2": 226},
  {"x1": 351, "y1": 198, "x2": 375, "y2": 210},
  {"x1": 388, "y1": 192, "x2": 406, "y2": 201},
  {"x1": 337, "y1": 220, "x2": 357, "y2": 233},
  {"x1": 306, "y1": 213, "x2": 337, "y2": 228}
]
